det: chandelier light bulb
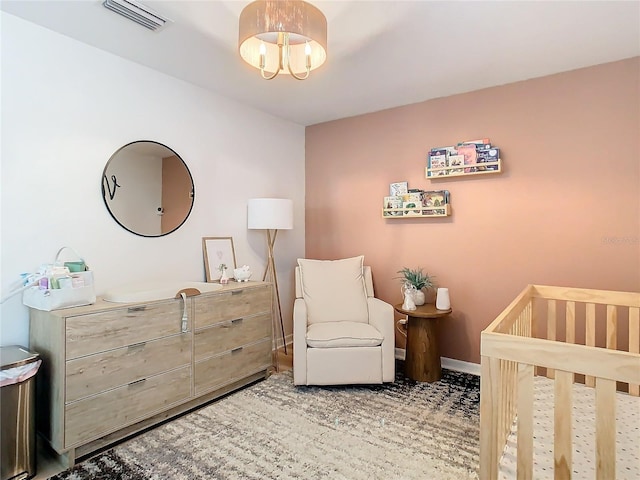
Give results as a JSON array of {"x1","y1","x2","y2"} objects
[{"x1": 259, "y1": 41, "x2": 266, "y2": 69}]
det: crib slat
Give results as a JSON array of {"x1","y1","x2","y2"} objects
[
  {"x1": 595, "y1": 377, "x2": 616, "y2": 479},
  {"x1": 566, "y1": 301, "x2": 575, "y2": 345},
  {"x1": 507, "y1": 360, "x2": 514, "y2": 441},
  {"x1": 606, "y1": 305, "x2": 617, "y2": 350},
  {"x1": 585, "y1": 303, "x2": 596, "y2": 387},
  {"x1": 554, "y1": 370, "x2": 572, "y2": 480},
  {"x1": 629, "y1": 307, "x2": 639, "y2": 396},
  {"x1": 480, "y1": 355, "x2": 501, "y2": 480},
  {"x1": 566, "y1": 302, "x2": 576, "y2": 383},
  {"x1": 547, "y1": 300, "x2": 556, "y2": 379},
  {"x1": 499, "y1": 359, "x2": 506, "y2": 449},
  {"x1": 532, "y1": 300, "x2": 542, "y2": 377},
  {"x1": 517, "y1": 364, "x2": 534, "y2": 480}
]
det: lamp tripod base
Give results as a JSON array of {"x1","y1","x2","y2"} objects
[{"x1": 262, "y1": 230, "x2": 288, "y2": 370}]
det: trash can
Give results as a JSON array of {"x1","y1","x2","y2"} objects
[{"x1": 0, "y1": 345, "x2": 41, "y2": 480}]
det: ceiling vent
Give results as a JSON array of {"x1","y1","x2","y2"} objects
[{"x1": 102, "y1": 0, "x2": 172, "y2": 31}]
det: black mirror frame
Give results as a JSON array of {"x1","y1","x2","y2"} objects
[{"x1": 101, "y1": 140, "x2": 195, "y2": 238}]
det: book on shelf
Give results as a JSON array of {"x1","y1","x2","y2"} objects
[
  {"x1": 422, "y1": 206, "x2": 446, "y2": 216},
  {"x1": 430, "y1": 146, "x2": 458, "y2": 154},
  {"x1": 422, "y1": 190, "x2": 448, "y2": 206},
  {"x1": 389, "y1": 181, "x2": 408, "y2": 196},
  {"x1": 427, "y1": 208, "x2": 446, "y2": 216},
  {"x1": 403, "y1": 192, "x2": 423, "y2": 203},
  {"x1": 474, "y1": 143, "x2": 492, "y2": 151},
  {"x1": 447, "y1": 154, "x2": 464, "y2": 174},
  {"x1": 402, "y1": 201, "x2": 423, "y2": 216},
  {"x1": 476, "y1": 148, "x2": 500, "y2": 171},
  {"x1": 427, "y1": 149, "x2": 448, "y2": 176},
  {"x1": 456, "y1": 143, "x2": 478, "y2": 173},
  {"x1": 461, "y1": 138, "x2": 491, "y2": 146},
  {"x1": 422, "y1": 190, "x2": 449, "y2": 215},
  {"x1": 383, "y1": 196, "x2": 404, "y2": 217}
]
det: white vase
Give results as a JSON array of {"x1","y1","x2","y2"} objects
[
  {"x1": 436, "y1": 287, "x2": 450, "y2": 310},
  {"x1": 414, "y1": 289, "x2": 425, "y2": 306}
]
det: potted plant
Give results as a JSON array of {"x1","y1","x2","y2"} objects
[{"x1": 396, "y1": 267, "x2": 435, "y2": 306}]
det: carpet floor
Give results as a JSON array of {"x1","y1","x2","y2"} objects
[{"x1": 49, "y1": 364, "x2": 480, "y2": 479}]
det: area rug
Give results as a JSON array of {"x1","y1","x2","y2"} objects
[{"x1": 48, "y1": 365, "x2": 480, "y2": 480}]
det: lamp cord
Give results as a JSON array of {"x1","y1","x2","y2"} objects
[{"x1": 396, "y1": 317, "x2": 407, "y2": 339}]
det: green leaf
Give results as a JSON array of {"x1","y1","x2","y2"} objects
[{"x1": 395, "y1": 267, "x2": 435, "y2": 290}]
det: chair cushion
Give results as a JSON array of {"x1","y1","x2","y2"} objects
[
  {"x1": 297, "y1": 256, "x2": 369, "y2": 324},
  {"x1": 306, "y1": 321, "x2": 383, "y2": 348}
]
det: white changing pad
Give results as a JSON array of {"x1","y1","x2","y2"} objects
[{"x1": 499, "y1": 376, "x2": 640, "y2": 479}]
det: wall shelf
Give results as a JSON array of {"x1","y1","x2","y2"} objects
[
  {"x1": 382, "y1": 204, "x2": 451, "y2": 219},
  {"x1": 426, "y1": 159, "x2": 502, "y2": 179}
]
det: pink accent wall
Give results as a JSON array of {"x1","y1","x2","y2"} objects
[{"x1": 304, "y1": 58, "x2": 640, "y2": 364}]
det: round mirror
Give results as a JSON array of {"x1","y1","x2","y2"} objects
[{"x1": 102, "y1": 141, "x2": 195, "y2": 237}]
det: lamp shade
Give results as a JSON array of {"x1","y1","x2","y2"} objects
[
  {"x1": 247, "y1": 198, "x2": 293, "y2": 230},
  {"x1": 238, "y1": 0, "x2": 327, "y2": 77}
]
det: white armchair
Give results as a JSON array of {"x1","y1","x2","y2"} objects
[{"x1": 293, "y1": 256, "x2": 395, "y2": 386}]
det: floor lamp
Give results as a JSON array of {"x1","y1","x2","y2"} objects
[{"x1": 247, "y1": 198, "x2": 293, "y2": 362}]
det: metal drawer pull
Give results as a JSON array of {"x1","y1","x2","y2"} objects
[
  {"x1": 231, "y1": 347, "x2": 243, "y2": 354},
  {"x1": 179, "y1": 292, "x2": 188, "y2": 333},
  {"x1": 231, "y1": 318, "x2": 243, "y2": 325},
  {"x1": 231, "y1": 290, "x2": 243, "y2": 296},
  {"x1": 128, "y1": 342, "x2": 146, "y2": 351},
  {"x1": 128, "y1": 306, "x2": 147, "y2": 313},
  {"x1": 128, "y1": 378, "x2": 146, "y2": 387}
]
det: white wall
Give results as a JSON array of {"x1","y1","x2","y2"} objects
[{"x1": 0, "y1": 13, "x2": 306, "y2": 346}]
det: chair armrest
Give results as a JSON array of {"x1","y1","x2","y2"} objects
[
  {"x1": 368, "y1": 297, "x2": 395, "y2": 382},
  {"x1": 293, "y1": 298, "x2": 308, "y2": 385}
]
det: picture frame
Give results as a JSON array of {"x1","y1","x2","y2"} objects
[{"x1": 202, "y1": 237, "x2": 237, "y2": 282}]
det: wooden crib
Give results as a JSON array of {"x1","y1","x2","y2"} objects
[{"x1": 479, "y1": 285, "x2": 640, "y2": 480}]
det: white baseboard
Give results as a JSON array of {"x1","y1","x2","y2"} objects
[
  {"x1": 441, "y1": 357, "x2": 481, "y2": 376},
  {"x1": 286, "y1": 344, "x2": 480, "y2": 376},
  {"x1": 275, "y1": 334, "x2": 293, "y2": 351},
  {"x1": 394, "y1": 348, "x2": 480, "y2": 376}
]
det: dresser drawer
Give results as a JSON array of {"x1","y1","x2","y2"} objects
[
  {"x1": 64, "y1": 366, "x2": 191, "y2": 448},
  {"x1": 66, "y1": 333, "x2": 191, "y2": 402},
  {"x1": 66, "y1": 300, "x2": 187, "y2": 359},
  {"x1": 194, "y1": 339, "x2": 271, "y2": 395},
  {"x1": 194, "y1": 286, "x2": 270, "y2": 329},
  {"x1": 194, "y1": 312, "x2": 271, "y2": 361}
]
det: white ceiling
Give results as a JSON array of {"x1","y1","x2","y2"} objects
[{"x1": 2, "y1": 1, "x2": 639, "y2": 126}]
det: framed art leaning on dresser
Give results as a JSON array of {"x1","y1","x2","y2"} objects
[{"x1": 202, "y1": 237, "x2": 237, "y2": 282}]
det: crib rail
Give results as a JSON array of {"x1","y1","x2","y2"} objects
[{"x1": 479, "y1": 285, "x2": 640, "y2": 480}]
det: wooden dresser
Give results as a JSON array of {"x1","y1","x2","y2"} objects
[{"x1": 29, "y1": 281, "x2": 272, "y2": 466}]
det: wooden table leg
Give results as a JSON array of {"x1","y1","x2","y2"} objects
[{"x1": 405, "y1": 315, "x2": 441, "y2": 382}]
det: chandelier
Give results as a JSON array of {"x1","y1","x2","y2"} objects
[{"x1": 238, "y1": 0, "x2": 327, "y2": 80}]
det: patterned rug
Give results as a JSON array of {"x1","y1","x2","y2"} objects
[{"x1": 48, "y1": 364, "x2": 480, "y2": 480}]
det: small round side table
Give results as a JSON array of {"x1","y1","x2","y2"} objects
[{"x1": 394, "y1": 303, "x2": 452, "y2": 382}]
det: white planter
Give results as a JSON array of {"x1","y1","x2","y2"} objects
[{"x1": 413, "y1": 289, "x2": 426, "y2": 306}]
